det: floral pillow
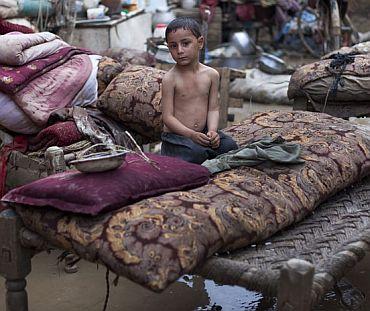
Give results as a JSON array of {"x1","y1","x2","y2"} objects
[
  {"x1": 96, "y1": 56, "x2": 124, "y2": 96},
  {"x1": 97, "y1": 65, "x2": 165, "y2": 142}
]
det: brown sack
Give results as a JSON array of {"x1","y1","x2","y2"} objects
[{"x1": 288, "y1": 54, "x2": 370, "y2": 102}]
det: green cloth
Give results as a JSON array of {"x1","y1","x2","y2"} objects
[{"x1": 202, "y1": 136, "x2": 304, "y2": 174}]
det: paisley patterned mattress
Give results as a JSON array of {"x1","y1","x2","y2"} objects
[{"x1": 14, "y1": 111, "x2": 370, "y2": 292}]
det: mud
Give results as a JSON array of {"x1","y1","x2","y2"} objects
[{"x1": 0, "y1": 249, "x2": 369, "y2": 310}]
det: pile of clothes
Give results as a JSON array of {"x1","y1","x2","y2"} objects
[
  {"x1": 0, "y1": 19, "x2": 165, "y2": 197},
  {"x1": 0, "y1": 19, "x2": 159, "y2": 141},
  {"x1": 0, "y1": 20, "x2": 160, "y2": 197},
  {"x1": 0, "y1": 21, "x2": 102, "y2": 196}
]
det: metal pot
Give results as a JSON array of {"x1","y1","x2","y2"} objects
[{"x1": 258, "y1": 53, "x2": 287, "y2": 75}]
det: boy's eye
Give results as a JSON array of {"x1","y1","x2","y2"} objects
[{"x1": 169, "y1": 44, "x2": 177, "y2": 49}]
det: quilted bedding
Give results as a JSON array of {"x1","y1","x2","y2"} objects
[{"x1": 14, "y1": 111, "x2": 370, "y2": 291}]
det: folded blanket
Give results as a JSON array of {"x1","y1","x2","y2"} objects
[
  {"x1": 0, "y1": 46, "x2": 91, "y2": 94},
  {"x1": 0, "y1": 18, "x2": 34, "y2": 34},
  {"x1": 28, "y1": 121, "x2": 84, "y2": 151},
  {"x1": 0, "y1": 32, "x2": 69, "y2": 65},
  {"x1": 13, "y1": 54, "x2": 92, "y2": 126},
  {"x1": 70, "y1": 55, "x2": 101, "y2": 107},
  {"x1": 0, "y1": 91, "x2": 40, "y2": 134},
  {"x1": 0, "y1": 0, "x2": 18, "y2": 18}
]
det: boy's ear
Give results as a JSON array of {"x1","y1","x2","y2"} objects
[{"x1": 197, "y1": 36, "x2": 205, "y2": 49}]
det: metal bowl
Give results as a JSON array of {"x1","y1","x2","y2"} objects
[
  {"x1": 258, "y1": 53, "x2": 287, "y2": 75},
  {"x1": 230, "y1": 31, "x2": 256, "y2": 55},
  {"x1": 69, "y1": 151, "x2": 128, "y2": 173}
]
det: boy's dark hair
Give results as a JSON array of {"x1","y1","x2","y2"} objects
[{"x1": 165, "y1": 17, "x2": 202, "y2": 42}]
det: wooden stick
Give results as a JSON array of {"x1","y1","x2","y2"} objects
[{"x1": 277, "y1": 258, "x2": 314, "y2": 311}]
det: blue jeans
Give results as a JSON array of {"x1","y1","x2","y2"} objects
[{"x1": 161, "y1": 130, "x2": 238, "y2": 164}]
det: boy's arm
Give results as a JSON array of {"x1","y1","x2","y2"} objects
[
  {"x1": 207, "y1": 69, "x2": 220, "y2": 133},
  {"x1": 161, "y1": 73, "x2": 195, "y2": 138}
]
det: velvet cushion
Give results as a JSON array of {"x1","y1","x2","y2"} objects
[
  {"x1": 97, "y1": 65, "x2": 165, "y2": 142},
  {"x1": 2, "y1": 153, "x2": 210, "y2": 215},
  {"x1": 10, "y1": 111, "x2": 370, "y2": 292}
]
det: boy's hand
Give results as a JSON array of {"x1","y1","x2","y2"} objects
[
  {"x1": 190, "y1": 131, "x2": 211, "y2": 146},
  {"x1": 207, "y1": 131, "x2": 220, "y2": 149}
]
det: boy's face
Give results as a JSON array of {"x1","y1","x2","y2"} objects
[{"x1": 167, "y1": 28, "x2": 204, "y2": 66}]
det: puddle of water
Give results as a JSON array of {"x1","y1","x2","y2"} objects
[
  {"x1": 176, "y1": 253, "x2": 370, "y2": 311},
  {"x1": 179, "y1": 275, "x2": 264, "y2": 310}
]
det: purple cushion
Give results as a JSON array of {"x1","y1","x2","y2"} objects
[{"x1": 2, "y1": 153, "x2": 210, "y2": 215}]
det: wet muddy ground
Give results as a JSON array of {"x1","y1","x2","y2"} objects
[{"x1": 0, "y1": 249, "x2": 369, "y2": 310}]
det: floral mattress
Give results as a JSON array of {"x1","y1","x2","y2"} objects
[{"x1": 13, "y1": 111, "x2": 370, "y2": 291}]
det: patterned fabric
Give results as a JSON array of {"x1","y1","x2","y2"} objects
[
  {"x1": 13, "y1": 54, "x2": 92, "y2": 126},
  {"x1": 288, "y1": 54, "x2": 370, "y2": 102},
  {"x1": 100, "y1": 48, "x2": 156, "y2": 69},
  {"x1": 28, "y1": 121, "x2": 84, "y2": 151},
  {"x1": 0, "y1": 47, "x2": 91, "y2": 94},
  {"x1": 96, "y1": 56, "x2": 123, "y2": 96},
  {"x1": 323, "y1": 41, "x2": 370, "y2": 58},
  {"x1": 97, "y1": 65, "x2": 165, "y2": 142},
  {"x1": 12, "y1": 111, "x2": 370, "y2": 292},
  {"x1": 3, "y1": 153, "x2": 210, "y2": 215}
]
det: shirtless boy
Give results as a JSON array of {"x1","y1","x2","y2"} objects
[{"x1": 161, "y1": 17, "x2": 238, "y2": 164}]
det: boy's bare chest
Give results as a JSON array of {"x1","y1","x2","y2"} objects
[{"x1": 174, "y1": 76, "x2": 211, "y2": 99}]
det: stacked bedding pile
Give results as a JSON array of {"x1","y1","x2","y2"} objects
[{"x1": 0, "y1": 31, "x2": 101, "y2": 134}]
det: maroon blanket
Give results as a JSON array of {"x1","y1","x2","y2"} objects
[
  {"x1": 28, "y1": 121, "x2": 84, "y2": 151},
  {"x1": 0, "y1": 47, "x2": 90, "y2": 94},
  {"x1": 13, "y1": 54, "x2": 92, "y2": 126},
  {"x1": 0, "y1": 19, "x2": 34, "y2": 35}
]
